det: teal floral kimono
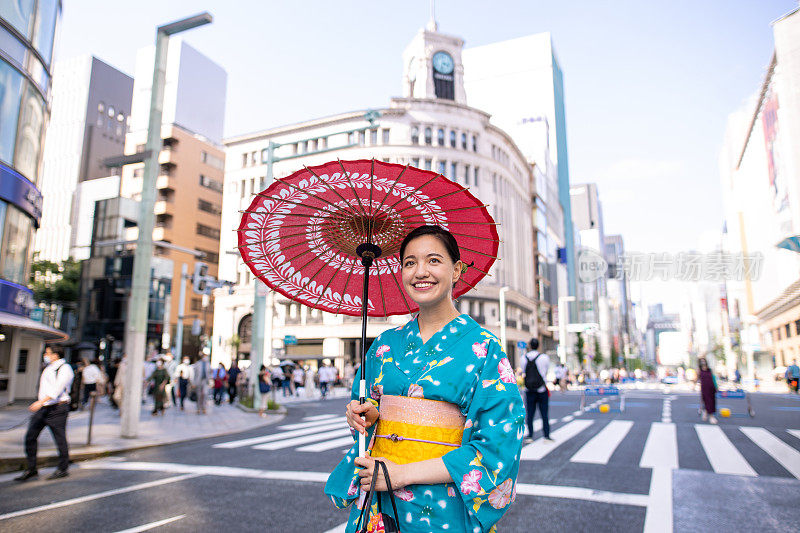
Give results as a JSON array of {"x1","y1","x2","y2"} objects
[{"x1": 325, "y1": 314, "x2": 525, "y2": 532}]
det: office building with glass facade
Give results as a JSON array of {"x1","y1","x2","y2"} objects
[{"x1": 0, "y1": 1, "x2": 66, "y2": 403}]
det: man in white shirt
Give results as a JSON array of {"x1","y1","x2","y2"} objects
[
  {"x1": 522, "y1": 338, "x2": 552, "y2": 443},
  {"x1": 318, "y1": 361, "x2": 335, "y2": 399},
  {"x1": 16, "y1": 346, "x2": 74, "y2": 481},
  {"x1": 174, "y1": 356, "x2": 194, "y2": 411},
  {"x1": 192, "y1": 354, "x2": 211, "y2": 414},
  {"x1": 81, "y1": 358, "x2": 102, "y2": 407}
]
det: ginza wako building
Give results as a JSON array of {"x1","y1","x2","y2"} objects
[{"x1": 213, "y1": 24, "x2": 540, "y2": 372}]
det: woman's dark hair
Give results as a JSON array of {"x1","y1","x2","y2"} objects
[
  {"x1": 260, "y1": 364, "x2": 266, "y2": 371},
  {"x1": 399, "y1": 225, "x2": 461, "y2": 263}
]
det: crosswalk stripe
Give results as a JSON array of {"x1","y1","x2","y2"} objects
[
  {"x1": 279, "y1": 417, "x2": 347, "y2": 430},
  {"x1": 788, "y1": 429, "x2": 800, "y2": 441},
  {"x1": 640, "y1": 422, "x2": 678, "y2": 469},
  {"x1": 521, "y1": 420, "x2": 593, "y2": 461},
  {"x1": 297, "y1": 436, "x2": 356, "y2": 452},
  {"x1": 212, "y1": 421, "x2": 345, "y2": 449},
  {"x1": 694, "y1": 425, "x2": 756, "y2": 476},
  {"x1": 253, "y1": 428, "x2": 352, "y2": 450},
  {"x1": 570, "y1": 420, "x2": 633, "y2": 464},
  {"x1": 304, "y1": 414, "x2": 338, "y2": 421},
  {"x1": 741, "y1": 427, "x2": 800, "y2": 479}
]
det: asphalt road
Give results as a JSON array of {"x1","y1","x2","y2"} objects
[{"x1": 1, "y1": 387, "x2": 799, "y2": 532}]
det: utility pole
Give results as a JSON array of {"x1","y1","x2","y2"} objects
[
  {"x1": 174, "y1": 263, "x2": 188, "y2": 360},
  {"x1": 121, "y1": 13, "x2": 212, "y2": 438}
]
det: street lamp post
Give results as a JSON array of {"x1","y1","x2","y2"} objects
[{"x1": 121, "y1": 12, "x2": 212, "y2": 439}]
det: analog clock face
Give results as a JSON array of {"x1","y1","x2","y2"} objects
[{"x1": 432, "y1": 51, "x2": 454, "y2": 75}]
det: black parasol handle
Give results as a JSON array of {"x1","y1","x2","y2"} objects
[{"x1": 356, "y1": 242, "x2": 381, "y2": 457}]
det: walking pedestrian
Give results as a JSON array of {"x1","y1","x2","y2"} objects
[
  {"x1": 212, "y1": 363, "x2": 227, "y2": 405},
  {"x1": 270, "y1": 365, "x2": 283, "y2": 392},
  {"x1": 175, "y1": 356, "x2": 194, "y2": 410},
  {"x1": 68, "y1": 359, "x2": 84, "y2": 411},
  {"x1": 785, "y1": 359, "x2": 800, "y2": 393},
  {"x1": 281, "y1": 365, "x2": 293, "y2": 397},
  {"x1": 81, "y1": 358, "x2": 102, "y2": 407},
  {"x1": 258, "y1": 365, "x2": 271, "y2": 417},
  {"x1": 149, "y1": 359, "x2": 169, "y2": 416},
  {"x1": 523, "y1": 338, "x2": 551, "y2": 443},
  {"x1": 107, "y1": 358, "x2": 120, "y2": 409},
  {"x1": 698, "y1": 357, "x2": 718, "y2": 424},
  {"x1": 163, "y1": 352, "x2": 178, "y2": 407},
  {"x1": 112, "y1": 354, "x2": 127, "y2": 414},
  {"x1": 292, "y1": 364, "x2": 305, "y2": 397},
  {"x1": 15, "y1": 347, "x2": 74, "y2": 481},
  {"x1": 227, "y1": 360, "x2": 241, "y2": 404},
  {"x1": 318, "y1": 360, "x2": 334, "y2": 399},
  {"x1": 192, "y1": 354, "x2": 211, "y2": 414}
]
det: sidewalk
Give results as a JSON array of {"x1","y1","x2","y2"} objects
[
  {"x1": 0, "y1": 396, "x2": 283, "y2": 473},
  {"x1": 266, "y1": 385, "x2": 351, "y2": 405}
]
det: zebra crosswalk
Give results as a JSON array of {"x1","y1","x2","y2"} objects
[{"x1": 212, "y1": 414, "x2": 800, "y2": 480}]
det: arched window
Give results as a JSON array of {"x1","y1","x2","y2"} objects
[
  {"x1": 410, "y1": 126, "x2": 419, "y2": 144},
  {"x1": 461, "y1": 132, "x2": 467, "y2": 149},
  {"x1": 437, "y1": 128, "x2": 445, "y2": 146},
  {"x1": 450, "y1": 130, "x2": 456, "y2": 147},
  {"x1": 424, "y1": 127, "x2": 432, "y2": 145}
]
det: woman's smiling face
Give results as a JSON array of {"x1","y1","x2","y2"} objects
[{"x1": 401, "y1": 234, "x2": 462, "y2": 310}]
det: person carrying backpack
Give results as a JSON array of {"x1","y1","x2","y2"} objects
[{"x1": 523, "y1": 338, "x2": 552, "y2": 443}]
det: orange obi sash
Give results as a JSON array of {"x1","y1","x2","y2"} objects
[{"x1": 370, "y1": 395, "x2": 465, "y2": 465}]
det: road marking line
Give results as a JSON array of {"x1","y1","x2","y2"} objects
[
  {"x1": 304, "y1": 414, "x2": 338, "y2": 421},
  {"x1": 297, "y1": 436, "x2": 356, "y2": 452},
  {"x1": 0, "y1": 474, "x2": 199, "y2": 521},
  {"x1": 323, "y1": 522, "x2": 347, "y2": 533},
  {"x1": 212, "y1": 421, "x2": 345, "y2": 448},
  {"x1": 640, "y1": 422, "x2": 678, "y2": 469},
  {"x1": 253, "y1": 428, "x2": 352, "y2": 450},
  {"x1": 643, "y1": 467, "x2": 672, "y2": 533},
  {"x1": 788, "y1": 429, "x2": 800, "y2": 441},
  {"x1": 112, "y1": 515, "x2": 186, "y2": 533},
  {"x1": 571, "y1": 420, "x2": 633, "y2": 464},
  {"x1": 561, "y1": 415, "x2": 574, "y2": 423},
  {"x1": 521, "y1": 420, "x2": 593, "y2": 461},
  {"x1": 695, "y1": 425, "x2": 756, "y2": 476},
  {"x1": 515, "y1": 482, "x2": 648, "y2": 506},
  {"x1": 741, "y1": 427, "x2": 800, "y2": 479},
  {"x1": 279, "y1": 417, "x2": 347, "y2": 430},
  {"x1": 80, "y1": 461, "x2": 330, "y2": 482}
]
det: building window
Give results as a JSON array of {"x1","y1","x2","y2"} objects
[
  {"x1": 461, "y1": 132, "x2": 467, "y2": 149},
  {"x1": 16, "y1": 349, "x2": 28, "y2": 373},
  {"x1": 472, "y1": 135, "x2": 478, "y2": 152},
  {"x1": 437, "y1": 128, "x2": 445, "y2": 146},
  {"x1": 358, "y1": 130, "x2": 366, "y2": 145},
  {"x1": 410, "y1": 126, "x2": 419, "y2": 144},
  {"x1": 196, "y1": 224, "x2": 220, "y2": 239},
  {"x1": 251, "y1": 151, "x2": 257, "y2": 165},
  {"x1": 474, "y1": 166, "x2": 479, "y2": 186},
  {"x1": 199, "y1": 174, "x2": 223, "y2": 193},
  {"x1": 424, "y1": 127, "x2": 432, "y2": 145},
  {"x1": 370, "y1": 129, "x2": 378, "y2": 145},
  {"x1": 382, "y1": 128, "x2": 390, "y2": 144},
  {"x1": 191, "y1": 298, "x2": 203, "y2": 312},
  {"x1": 437, "y1": 161, "x2": 446, "y2": 175},
  {"x1": 241, "y1": 153, "x2": 248, "y2": 168},
  {"x1": 787, "y1": 324, "x2": 792, "y2": 338},
  {"x1": 424, "y1": 159, "x2": 432, "y2": 171},
  {"x1": 795, "y1": 319, "x2": 800, "y2": 336},
  {"x1": 202, "y1": 151, "x2": 225, "y2": 170},
  {"x1": 450, "y1": 161, "x2": 457, "y2": 180},
  {"x1": 261, "y1": 148, "x2": 270, "y2": 163},
  {"x1": 464, "y1": 164, "x2": 470, "y2": 185},
  {"x1": 450, "y1": 130, "x2": 456, "y2": 148},
  {"x1": 196, "y1": 249, "x2": 219, "y2": 264},
  {"x1": 198, "y1": 199, "x2": 221, "y2": 216},
  {"x1": 411, "y1": 157, "x2": 420, "y2": 168},
  {"x1": 320, "y1": 137, "x2": 328, "y2": 149}
]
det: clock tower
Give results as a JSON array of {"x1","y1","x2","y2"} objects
[{"x1": 402, "y1": 18, "x2": 466, "y2": 103}]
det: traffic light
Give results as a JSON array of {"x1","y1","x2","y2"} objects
[{"x1": 192, "y1": 262, "x2": 208, "y2": 294}]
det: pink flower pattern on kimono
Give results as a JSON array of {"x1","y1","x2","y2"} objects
[
  {"x1": 472, "y1": 342, "x2": 488, "y2": 358},
  {"x1": 464, "y1": 419, "x2": 473, "y2": 429},
  {"x1": 407, "y1": 383, "x2": 424, "y2": 398},
  {"x1": 347, "y1": 476, "x2": 359, "y2": 497},
  {"x1": 497, "y1": 358, "x2": 515, "y2": 383},
  {"x1": 393, "y1": 487, "x2": 414, "y2": 502},
  {"x1": 488, "y1": 478, "x2": 514, "y2": 509},
  {"x1": 447, "y1": 486, "x2": 457, "y2": 498},
  {"x1": 460, "y1": 469, "x2": 483, "y2": 495},
  {"x1": 371, "y1": 384, "x2": 383, "y2": 401},
  {"x1": 376, "y1": 345, "x2": 391, "y2": 358}
]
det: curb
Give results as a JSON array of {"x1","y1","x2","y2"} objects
[{"x1": 0, "y1": 409, "x2": 286, "y2": 474}]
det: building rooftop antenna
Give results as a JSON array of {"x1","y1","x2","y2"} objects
[{"x1": 427, "y1": 0, "x2": 438, "y2": 31}]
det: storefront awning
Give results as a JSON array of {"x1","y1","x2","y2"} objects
[{"x1": 0, "y1": 311, "x2": 68, "y2": 341}]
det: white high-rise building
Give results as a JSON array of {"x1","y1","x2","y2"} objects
[
  {"x1": 34, "y1": 56, "x2": 133, "y2": 262},
  {"x1": 213, "y1": 22, "x2": 545, "y2": 371}
]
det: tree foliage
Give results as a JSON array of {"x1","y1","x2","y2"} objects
[{"x1": 30, "y1": 258, "x2": 81, "y2": 304}]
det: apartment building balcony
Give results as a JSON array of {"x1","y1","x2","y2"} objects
[{"x1": 156, "y1": 174, "x2": 176, "y2": 191}]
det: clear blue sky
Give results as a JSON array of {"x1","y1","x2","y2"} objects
[{"x1": 56, "y1": 0, "x2": 797, "y2": 259}]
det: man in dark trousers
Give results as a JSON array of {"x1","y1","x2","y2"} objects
[
  {"x1": 15, "y1": 346, "x2": 74, "y2": 481},
  {"x1": 523, "y1": 338, "x2": 552, "y2": 444}
]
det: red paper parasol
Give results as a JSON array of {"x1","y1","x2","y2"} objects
[{"x1": 238, "y1": 159, "x2": 498, "y2": 317}]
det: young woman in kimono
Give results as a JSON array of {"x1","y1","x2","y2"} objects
[{"x1": 325, "y1": 225, "x2": 525, "y2": 532}]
